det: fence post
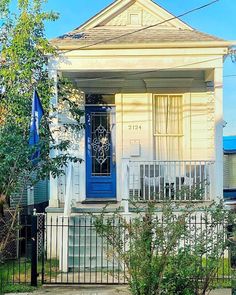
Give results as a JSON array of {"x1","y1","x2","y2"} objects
[
  {"x1": 0, "y1": 274, "x2": 3, "y2": 295},
  {"x1": 31, "y1": 211, "x2": 38, "y2": 287},
  {"x1": 41, "y1": 214, "x2": 45, "y2": 285},
  {"x1": 227, "y1": 224, "x2": 236, "y2": 295}
]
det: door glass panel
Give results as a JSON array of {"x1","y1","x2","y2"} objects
[
  {"x1": 91, "y1": 112, "x2": 111, "y2": 176},
  {"x1": 86, "y1": 94, "x2": 115, "y2": 105}
]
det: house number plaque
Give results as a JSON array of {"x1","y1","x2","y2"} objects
[{"x1": 128, "y1": 125, "x2": 142, "y2": 131}]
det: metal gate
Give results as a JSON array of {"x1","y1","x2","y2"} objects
[{"x1": 42, "y1": 215, "x2": 127, "y2": 285}]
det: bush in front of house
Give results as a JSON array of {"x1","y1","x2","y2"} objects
[{"x1": 94, "y1": 201, "x2": 232, "y2": 295}]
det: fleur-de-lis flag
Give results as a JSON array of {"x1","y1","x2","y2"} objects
[{"x1": 29, "y1": 90, "x2": 44, "y2": 160}]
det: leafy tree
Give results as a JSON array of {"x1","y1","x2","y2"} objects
[{"x1": 0, "y1": 0, "x2": 83, "y2": 256}]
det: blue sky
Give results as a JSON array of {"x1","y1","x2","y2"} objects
[{"x1": 44, "y1": 0, "x2": 236, "y2": 135}]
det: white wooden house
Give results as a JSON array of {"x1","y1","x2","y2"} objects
[
  {"x1": 47, "y1": 0, "x2": 233, "y2": 213},
  {"x1": 46, "y1": 0, "x2": 233, "y2": 215}
]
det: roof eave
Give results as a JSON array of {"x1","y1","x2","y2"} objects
[{"x1": 51, "y1": 40, "x2": 236, "y2": 50}]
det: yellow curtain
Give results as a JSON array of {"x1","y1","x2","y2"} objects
[{"x1": 155, "y1": 95, "x2": 183, "y2": 160}]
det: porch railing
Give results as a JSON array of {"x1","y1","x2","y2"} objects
[{"x1": 126, "y1": 160, "x2": 215, "y2": 202}]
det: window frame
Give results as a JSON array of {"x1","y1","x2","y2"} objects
[{"x1": 153, "y1": 94, "x2": 184, "y2": 138}]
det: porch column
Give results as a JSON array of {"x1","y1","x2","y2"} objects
[
  {"x1": 59, "y1": 216, "x2": 69, "y2": 273},
  {"x1": 48, "y1": 68, "x2": 59, "y2": 207},
  {"x1": 214, "y1": 67, "x2": 224, "y2": 201},
  {"x1": 78, "y1": 110, "x2": 86, "y2": 203}
]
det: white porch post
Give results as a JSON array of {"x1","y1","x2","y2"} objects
[
  {"x1": 64, "y1": 162, "x2": 73, "y2": 216},
  {"x1": 79, "y1": 159, "x2": 86, "y2": 202},
  {"x1": 121, "y1": 158, "x2": 130, "y2": 214},
  {"x1": 59, "y1": 216, "x2": 69, "y2": 272},
  {"x1": 48, "y1": 68, "x2": 59, "y2": 207},
  {"x1": 78, "y1": 110, "x2": 86, "y2": 203},
  {"x1": 214, "y1": 67, "x2": 224, "y2": 201}
]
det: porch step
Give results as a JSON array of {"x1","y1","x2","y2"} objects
[
  {"x1": 68, "y1": 216, "x2": 119, "y2": 270},
  {"x1": 81, "y1": 198, "x2": 117, "y2": 204}
]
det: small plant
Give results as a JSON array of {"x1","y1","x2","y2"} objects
[
  {"x1": 0, "y1": 283, "x2": 36, "y2": 294},
  {"x1": 93, "y1": 201, "x2": 231, "y2": 295}
]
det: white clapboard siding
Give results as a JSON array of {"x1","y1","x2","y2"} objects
[
  {"x1": 58, "y1": 161, "x2": 81, "y2": 203},
  {"x1": 223, "y1": 154, "x2": 229, "y2": 189},
  {"x1": 227, "y1": 154, "x2": 236, "y2": 189},
  {"x1": 190, "y1": 93, "x2": 214, "y2": 160}
]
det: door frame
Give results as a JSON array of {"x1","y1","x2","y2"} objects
[{"x1": 85, "y1": 106, "x2": 116, "y2": 199}]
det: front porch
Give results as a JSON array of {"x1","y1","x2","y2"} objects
[
  {"x1": 50, "y1": 159, "x2": 215, "y2": 213},
  {"x1": 51, "y1": 81, "x2": 219, "y2": 208},
  {"x1": 48, "y1": 51, "x2": 224, "y2": 208},
  {"x1": 47, "y1": 67, "x2": 220, "y2": 208}
]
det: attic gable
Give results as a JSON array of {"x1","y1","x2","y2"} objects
[{"x1": 79, "y1": 0, "x2": 192, "y2": 31}]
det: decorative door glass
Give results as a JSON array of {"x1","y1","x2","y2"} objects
[{"x1": 91, "y1": 112, "x2": 111, "y2": 176}]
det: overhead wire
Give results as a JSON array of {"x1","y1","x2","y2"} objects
[
  {"x1": 53, "y1": 0, "x2": 233, "y2": 84},
  {"x1": 59, "y1": 0, "x2": 220, "y2": 54},
  {"x1": 224, "y1": 75, "x2": 236, "y2": 78}
]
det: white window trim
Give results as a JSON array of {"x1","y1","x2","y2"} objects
[
  {"x1": 153, "y1": 94, "x2": 184, "y2": 160},
  {"x1": 153, "y1": 94, "x2": 184, "y2": 135}
]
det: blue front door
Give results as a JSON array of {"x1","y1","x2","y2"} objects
[{"x1": 86, "y1": 106, "x2": 116, "y2": 199}]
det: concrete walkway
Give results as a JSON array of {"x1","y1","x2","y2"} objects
[{"x1": 7, "y1": 286, "x2": 231, "y2": 295}]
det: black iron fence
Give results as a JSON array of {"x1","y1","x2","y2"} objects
[
  {"x1": 0, "y1": 212, "x2": 234, "y2": 292},
  {"x1": 43, "y1": 214, "x2": 232, "y2": 287},
  {"x1": 0, "y1": 213, "x2": 44, "y2": 294}
]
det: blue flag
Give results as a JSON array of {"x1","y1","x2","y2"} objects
[{"x1": 29, "y1": 90, "x2": 44, "y2": 160}]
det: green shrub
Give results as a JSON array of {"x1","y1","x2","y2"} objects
[{"x1": 94, "y1": 201, "x2": 231, "y2": 295}]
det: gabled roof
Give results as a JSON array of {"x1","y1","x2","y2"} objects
[
  {"x1": 51, "y1": 0, "x2": 228, "y2": 50},
  {"x1": 77, "y1": 0, "x2": 192, "y2": 31}
]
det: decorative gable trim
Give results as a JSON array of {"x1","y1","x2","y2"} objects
[
  {"x1": 137, "y1": 0, "x2": 192, "y2": 29},
  {"x1": 78, "y1": 0, "x2": 192, "y2": 31},
  {"x1": 78, "y1": 0, "x2": 132, "y2": 31}
]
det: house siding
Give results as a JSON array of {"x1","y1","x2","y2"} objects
[
  {"x1": 10, "y1": 179, "x2": 49, "y2": 209},
  {"x1": 34, "y1": 179, "x2": 49, "y2": 205},
  {"x1": 117, "y1": 92, "x2": 215, "y2": 162},
  {"x1": 224, "y1": 154, "x2": 236, "y2": 189},
  {"x1": 224, "y1": 154, "x2": 229, "y2": 189},
  {"x1": 56, "y1": 90, "x2": 216, "y2": 203},
  {"x1": 189, "y1": 93, "x2": 215, "y2": 160}
]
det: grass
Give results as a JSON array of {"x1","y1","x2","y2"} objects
[
  {"x1": 0, "y1": 258, "x2": 60, "y2": 293},
  {"x1": 1, "y1": 283, "x2": 36, "y2": 294},
  {"x1": 0, "y1": 258, "x2": 31, "y2": 285},
  {"x1": 0, "y1": 257, "x2": 232, "y2": 293},
  {"x1": 195, "y1": 257, "x2": 231, "y2": 289}
]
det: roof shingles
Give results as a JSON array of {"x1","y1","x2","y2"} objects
[{"x1": 51, "y1": 27, "x2": 224, "y2": 48}]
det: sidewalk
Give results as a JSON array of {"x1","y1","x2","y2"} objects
[{"x1": 7, "y1": 286, "x2": 231, "y2": 295}]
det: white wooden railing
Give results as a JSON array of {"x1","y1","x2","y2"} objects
[{"x1": 125, "y1": 160, "x2": 215, "y2": 202}]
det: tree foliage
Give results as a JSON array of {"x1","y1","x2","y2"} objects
[{"x1": 0, "y1": 0, "x2": 81, "y2": 209}]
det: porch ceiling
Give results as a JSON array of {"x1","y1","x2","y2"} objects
[{"x1": 62, "y1": 69, "x2": 208, "y2": 94}]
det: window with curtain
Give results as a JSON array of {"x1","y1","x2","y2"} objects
[{"x1": 154, "y1": 95, "x2": 183, "y2": 160}]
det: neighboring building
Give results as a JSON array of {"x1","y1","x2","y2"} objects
[
  {"x1": 46, "y1": 0, "x2": 233, "y2": 271},
  {"x1": 26, "y1": 179, "x2": 49, "y2": 213},
  {"x1": 10, "y1": 179, "x2": 49, "y2": 214},
  {"x1": 223, "y1": 136, "x2": 236, "y2": 203}
]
